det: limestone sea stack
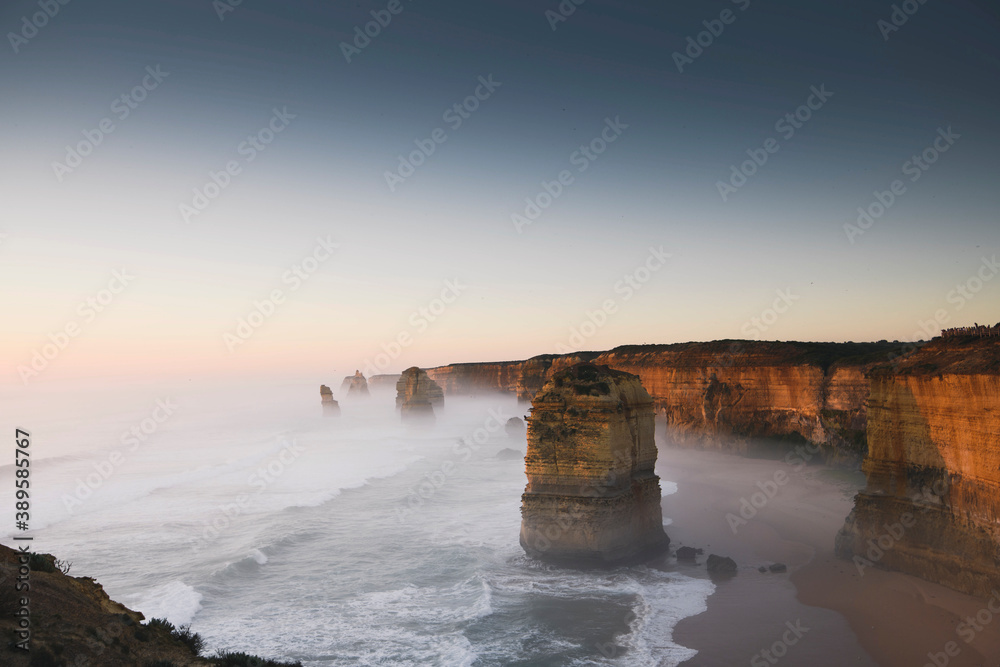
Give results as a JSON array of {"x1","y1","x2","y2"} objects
[
  {"x1": 519, "y1": 363, "x2": 669, "y2": 565},
  {"x1": 395, "y1": 367, "x2": 444, "y2": 422},
  {"x1": 347, "y1": 370, "x2": 370, "y2": 397},
  {"x1": 320, "y1": 384, "x2": 340, "y2": 416}
]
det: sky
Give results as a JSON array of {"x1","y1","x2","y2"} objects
[{"x1": 1, "y1": 0, "x2": 998, "y2": 385}]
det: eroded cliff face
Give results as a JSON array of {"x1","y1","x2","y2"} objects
[
  {"x1": 396, "y1": 367, "x2": 444, "y2": 422},
  {"x1": 836, "y1": 337, "x2": 1000, "y2": 597},
  {"x1": 519, "y1": 363, "x2": 669, "y2": 565},
  {"x1": 429, "y1": 342, "x2": 897, "y2": 464}
]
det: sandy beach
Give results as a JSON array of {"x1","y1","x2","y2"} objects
[{"x1": 661, "y1": 445, "x2": 1000, "y2": 667}]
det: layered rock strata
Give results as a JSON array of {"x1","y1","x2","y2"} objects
[
  {"x1": 395, "y1": 367, "x2": 444, "y2": 421},
  {"x1": 836, "y1": 336, "x2": 1000, "y2": 597},
  {"x1": 319, "y1": 384, "x2": 340, "y2": 416},
  {"x1": 520, "y1": 363, "x2": 669, "y2": 565},
  {"x1": 428, "y1": 341, "x2": 900, "y2": 465}
]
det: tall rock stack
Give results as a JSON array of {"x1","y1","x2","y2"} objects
[
  {"x1": 347, "y1": 370, "x2": 370, "y2": 397},
  {"x1": 519, "y1": 363, "x2": 669, "y2": 565},
  {"x1": 395, "y1": 367, "x2": 444, "y2": 422},
  {"x1": 319, "y1": 385, "x2": 340, "y2": 416}
]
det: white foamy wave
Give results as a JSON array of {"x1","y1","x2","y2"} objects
[
  {"x1": 484, "y1": 561, "x2": 713, "y2": 667},
  {"x1": 126, "y1": 580, "x2": 203, "y2": 627},
  {"x1": 614, "y1": 569, "x2": 714, "y2": 667},
  {"x1": 249, "y1": 548, "x2": 268, "y2": 564}
]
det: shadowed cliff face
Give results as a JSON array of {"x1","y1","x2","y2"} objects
[
  {"x1": 837, "y1": 337, "x2": 1000, "y2": 597},
  {"x1": 519, "y1": 363, "x2": 669, "y2": 566},
  {"x1": 429, "y1": 341, "x2": 899, "y2": 465}
]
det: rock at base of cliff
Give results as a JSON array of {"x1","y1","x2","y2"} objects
[
  {"x1": 505, "y1": 417, "x2": 526, "y2": 438},
  {"x1": 707, "y1": 554, "x2": 737, "y2": 573},
  {"x1": 519, "y1": 363, "x2": 670, "y2": 566},
  {"x1": 320, "y1": 384, "x2": 340, "y2": 417},
  {"x1": 495, "y1": 448, "x2": 524, "y2": 461},
  {"x1": 675, "y1": 546, "x2": 702, "y2": 561}
]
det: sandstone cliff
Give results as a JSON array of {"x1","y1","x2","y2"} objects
[
  {"x1": 395, "y1": 367, "x2": 444, "y2": 422},
  {"x1": 836, "y1": 336, "x2": 1000, "y2": 597},
  {"x1": 520, "y1": 363, "x2": 669, "y2": 565},
  {"x1": 429, "y1": 341, "x2": 898, "y2": 465}
]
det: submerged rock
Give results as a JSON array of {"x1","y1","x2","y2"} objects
[
  {"x1": 396, "y1": 367, "x2": 444, "y2": 422},
  {"x1": 675, "y1": 546, "x2": 701, "y2": 561},
  {"x1": 519, "y1": 363, "x2": 670, "y2": 566},
  {"x1": 320, "y1": 385, "x2": 340, "y2": 416},
  {"x1": 769, "y1": 562, "x2": 787, "y2": 573}
]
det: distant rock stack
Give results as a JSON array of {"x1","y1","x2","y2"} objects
[
  {"x1": 395, "y1": 367, "x2": 444, "y2": 422},
  {"x1": 319, "y1": 385, "x2": 340, "y2": 416},
  {"x1": 347, "y1": 370, "x2": 370, "y2": 397},
  {"x1": 520, "y1": 363, "x2": 669, "y2": 565}
]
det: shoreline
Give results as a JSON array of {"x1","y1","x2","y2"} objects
[{"x1": 660, "y1": 446, "x2": 1000, "y2": 667}]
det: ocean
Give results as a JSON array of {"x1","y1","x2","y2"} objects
[{"x1": 2, "y1": 380, "x2": 714, "y2": 666}]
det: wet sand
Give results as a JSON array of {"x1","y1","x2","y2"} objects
[{"x1": 660, "y1": 446, "x2": 1000, "y2": 667}]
